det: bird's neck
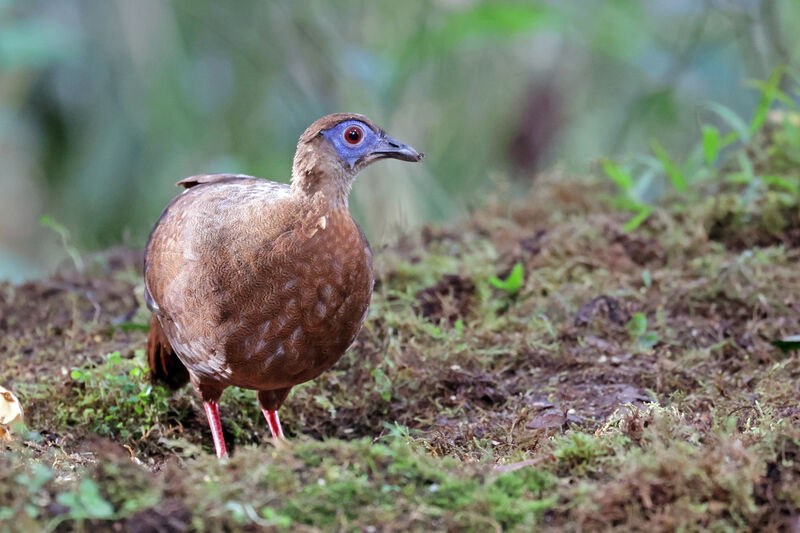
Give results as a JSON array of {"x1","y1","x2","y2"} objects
[{"x1": 290, "y1": 163, "x2": 353, "y2": 209}]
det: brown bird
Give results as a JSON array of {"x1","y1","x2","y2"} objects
[{"x1": 144, "y1": 113, "x2": 423, "y2": 458}]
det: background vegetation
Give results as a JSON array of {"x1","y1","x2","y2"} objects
[{"x1": 2, "y1": 0, "x2": 800, "y2": 280}]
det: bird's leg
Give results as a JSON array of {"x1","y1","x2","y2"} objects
[
  {"x1": 258, "y1": 388, "x2": 290, "y2": 440},
  {"x1": 261, "y1": 409, "x2": 285, "y2": 439},
  {"x1": 203, "y1": 400, "x2": 228, "y2": 458}
]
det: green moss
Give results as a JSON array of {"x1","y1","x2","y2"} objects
[
  {"x1": 486, "y1": 469, "x2": 556, "y2": 529},
  {"x1": 551, "y1": 431, "x2": 612, "y2": 474},
  {"x1": 17, "y1": 351, "x2": 175, "y2": 446}
]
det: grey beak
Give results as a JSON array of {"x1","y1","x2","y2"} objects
[{"x1": 374, "y1": 134, "x2": 424, "y2": 162}]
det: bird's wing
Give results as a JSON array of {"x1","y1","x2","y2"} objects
[{"x1": 144, "y1": 178, "x2": 296, "y2": 379}]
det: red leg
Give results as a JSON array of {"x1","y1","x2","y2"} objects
[
  {"x1": 261, "y1": 408, "x2": 285, "y2": 440},
  {"x1": 203, "y1": 401, "x2": 228, "y2": 458},
  {"x1": 257, "y1": 389, "x2": 289, "y2": 441}
]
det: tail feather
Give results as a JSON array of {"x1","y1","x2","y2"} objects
[{"x1": 147, "y1": 316, "x2": 190, "y2": 389}]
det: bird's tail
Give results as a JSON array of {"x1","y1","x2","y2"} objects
[{"x1": 146, "y1": 316, "x2": 190, "y2": 389}]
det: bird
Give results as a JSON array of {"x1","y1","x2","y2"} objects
[{"x1": 144, "y1": 113, "x2": 423, "y2": 458}]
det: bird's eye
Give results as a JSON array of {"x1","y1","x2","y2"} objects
[{"x1": 344, "y1": 126, "x2": 363, "y2": 144}]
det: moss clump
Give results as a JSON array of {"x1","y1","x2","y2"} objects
[{"x1": 1, "y1": 437, "x2": 561, "y2": 531}]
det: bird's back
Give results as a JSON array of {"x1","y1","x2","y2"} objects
[{"x1": 144, "y1": 174, "x2": 374, "y2": 398}]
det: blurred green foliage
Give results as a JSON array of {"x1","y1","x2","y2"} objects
[
  {"x1": 602, "y1": 66, "x2": 800, "y2": 230},
  {"x1": 1, "y1": 0, "x2": 799, "y2": 280}
]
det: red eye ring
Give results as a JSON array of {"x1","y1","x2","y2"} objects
[{"x1": 344, "y1": 126, "x2": 363, "y2": 144}]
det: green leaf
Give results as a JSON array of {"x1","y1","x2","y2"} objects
[
  {"x1": 489, "y1": 262, "x2": 524, "y2": 295},
  {"x1": 603, "y1": 195, "x2": 648, "y2": 213},
  {"x1": 77, "y1": 479, "x2": 114, "y2": 519},
  {"x1": 701, "y1": 125, "x2": 720, "y2": 166},
  {"x1": 763, "y1": 175, "x2": 800, "y2": 195},
  {"x1": 627, "y1": 313, "x2": 647, "y2": 337},
  {"x1": 720, "y1": 130, "x2": 739, "y2": 148},
  {"x1": 650, "y1": 139, "x2": 687, "y2": 191},
  {"x1": 749, "y1": 66, "x2": 784, "y2": 135},
  {"x1": 771, "y1": 335, "x2": 800, "y2": 353},
  {"x1": 639, "y1": 331, "x2": 659, "y2": 350},
  {"x1": 423, "y1": 324, "x2": 447, "y2": 339},
  {"x1": 371, "y1": 368, "x2": 392, "y2": 402},
  {"x1": 622, "y1": 206, "x2": 652, "y2": 232},
  {"x1": 736, "y1": 152, "x2": 755, "y2": 181},
  {"x1": 747, "y1": 79, "x2": 795, "y2": 109},
  {"x1": 705, "y1": 102, "x2": 750, "y2": 143},
  {"x1": 57, "y1": 480, "x2": 114, "y2": 519},
  {"x1": 626, "y1": 312, "x2": 658, "y2": 350},
  {"x1": 261, "y1": 506, "x2": 293, "y2": 528},
  {"x1": 503, "y1": 262, "x2": 524, "y2": 292},
  {"x1": 56, "y1": 492, "x2": 80, "y2": 513},
  {"x1": 601, "y1": 159, "x2": 634, "y2": 191}
]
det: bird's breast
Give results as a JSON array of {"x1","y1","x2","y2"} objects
[{"x1": 222, "y1": 208, "x2": 374, "y2": 390}]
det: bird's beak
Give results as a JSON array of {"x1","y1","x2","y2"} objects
[{"x1": 371, "y1": 133, "x2": 424, "y2": 163}]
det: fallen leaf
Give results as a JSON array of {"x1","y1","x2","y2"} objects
[{"x1": 0, "y1": 385, "x2": 24, "y2": 441}]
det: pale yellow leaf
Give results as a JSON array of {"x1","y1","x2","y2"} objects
[{"x1": 0, "y1": 385, "x2": 24, "y2": 426}]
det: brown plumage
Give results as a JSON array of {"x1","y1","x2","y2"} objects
[
  {"x1": 144, "y1": 113, "x2": 423, "y2": 457},
  {"x1": 146, "y1": 316, "x2": 189, "y2": 390}
]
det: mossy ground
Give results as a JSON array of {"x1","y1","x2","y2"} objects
[{"x1": 2, "y1": 164, "x2": 800, "y2": 531}]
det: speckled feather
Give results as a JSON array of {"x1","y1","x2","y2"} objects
[{"x1": 144, "y1": 114, "x2": 421, "y2": 419}]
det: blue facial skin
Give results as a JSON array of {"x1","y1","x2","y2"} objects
[
  {"x1": 322, "y1": 120, "x2": 423, "y2": 169},
  {"x1": 321, "y1": 120, "x2": 380, "y2": 169}
]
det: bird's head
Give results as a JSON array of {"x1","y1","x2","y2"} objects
[{"x1": 291, "y1": 113, "x2": 423, "y2": 202}]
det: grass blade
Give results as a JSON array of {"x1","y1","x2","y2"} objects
[
  {"x1": 650, "y1": 139, "x2": 687, "y2": 191},
  {"x1": 701, "y1": 125, "x2": 720, "y2": 166},
  {"x1": 601, "y1": 159, "x2": 634, "y2": 192},
  {"x1": 623, "y1": 206, "x2": 653, "y2": 232},
  {"x1": 705, "y1": 101, "x2": 749, "y2": 143},
  {"x1": 749, "y1": 66, "x2": 784, "y2": 135},
  {"x1": 763, "y1": 175, "x2": 800, "y2": 195}
]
